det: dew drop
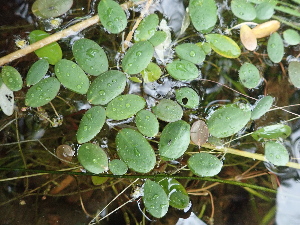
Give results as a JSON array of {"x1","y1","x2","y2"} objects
[
  {"x1": 136, "y1": 51, "x2": 142, "y2": 56},
  {"x1": 189, "y1": 51, "x2": 196, "y2": 57}
]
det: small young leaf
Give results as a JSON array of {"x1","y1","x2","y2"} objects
[
  {"x1": 152, "y1": 99, "x2": 183, "y2": 122},
  {"x1": 175, "y1": 43, "x2": 205, "y2": 64},
  {"x1": 267, "y1": 32, "x2": 284, "y2": 63},
  {"x1": 134, "y1": 14, "x2": 159, "y2": 42},
  {"x1": 240, "y1": 24, "x2": 257, "y2": 51},
  {"x1": 265, "y1": 141, "x2": 289, "y2": 166},
  {"x1": 0, "y1": 83, "x2": 14, "y2": 116},
  {"x1": 188, "y1": 152, "x2": 223, "y2": 177},
  {"x1": 148, "y1": 31, "x2": 167, "y2": 46},
  {"x1": 25, "y1": 77, "x2": 60, "y2": 107},
  {"x1": 77, "y1": 143, "x2": 108, "y2": 174},
  {"x1": 26, "y1": 59, "x2": 49, "y2": 86},
  {"x1": 166, "y1": 60, "x2": 199, "y2": 81},
  {"x1": 1, "y1": 66, "x2": 22, "y2": 91},
  {"x1": 190, "y1": 120, "x2": 209, "y2": 147},
  {"x1": 109, "y1": 159, "x2": 128, "y2": 175},
  {"x1": 283, "y1": 29, "x2": 300, "y2": 45},
  {"x1": 238, "y1": 63, "x2": 261, "y2": 89},
  {"x1": 106, "y1": 94, "x2": 146, "y2": 120},
  {"x1": 288, "y1": 61, "x2": 300, "y2": 88},
  {"x1": 252, "y1": 20, "x2": 280, "y2": 38},
  {"x1": 251, "y1": 96, "x2": 274, "y2": 120},
  {"x1": 135, "y1": 110, "x2": 159, "y2": 137},
  {"x1": 32, "y1": 0, "x2": 73, "y2": 18},
  {"x1": 91, "y1": 176, "x2": 109, "y2": 185},
  {"x1": 116, "y1": 128, "x2": 156, "y2": 173},
  {"x1": 231, "y1": 0, "x2": 256, "y2": 21},
  {"x1": 175, "y1": 87, "x2": 200, "y2": 109},
  {"x1": 141, "y1": 62, "x2": 162, "y2": 83},
  {"x1": 252, "y1": 124, "x2": 291, "y2": 141},
  {"x1": 255, "y1": 2, "x2": 275, "y2": 20},
  {"x1": 143, "y1": 180, "x2": 169, "y2": 218},
  {"x1": 76, "y1": 106, "x2": 106, "y2": 143}
]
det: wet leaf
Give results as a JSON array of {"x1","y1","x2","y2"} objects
[
  {"x1": 255, "y1": 2, "x2": 275, "y2": 20},
  {"x1": 207, "y1": 103, "x2": 251, "y2": 138},
  {"x1": 122, "y1": 41, "x2": 154, "y2": 74},
  {"x1": 205, "y1": 34, "x2": 241, "y2": 58},
  {"x1": 196, "y1": 42, "x2": 212, "y2": 55},
  {"x1": 135, "y1": 110, "x2": 159, "y2": 137},
  {"x1": 55, "y1": 59, "x2": 89, "y2": 94},
  {"x1": 159, "y1": 120, "x2": 190, "y2": 160},
  {"x1": 188, "y1": 152, "x2": 223, "y2": 177},
  {"x1": 251, "y1": 96, "x2": 274, "y2": 120},
  {"x1": 56, "y1": 145, "x2": 74, "y2": 164},
  {"x1": 175, "y1": 43, "x2": 205, "y2": 64},
  {"x1": 283, "y1": 29, "x2": 300, "y2": 45},
  {"x1": 76, "y1": 106, "x2": 106, "y2": 143},
  {"x1": 190, "y1": 120, "x2": 209, "y2": 146},
  {"x1": 189, "y1": 0, "x2": 217, "y2": 33},
  {"x1": 175, "y1": 87, "x2": 200, "y2": 109},
  {"x1": 87, "y1": 70, "x2": 126, "y2": 105},
  {"x1": 288, "y1": 61, "x2": 300, "y2": 88},
  {"x1": 106, "y1": 94, "x2": 146, "y2": 120},
  {"x1": 25, "y1": 77, "x2": 60, "y2": 107},
  {"x1": 1, "y1": 66, "x2": 22, "y2": 91},
  {"x1": 29, "y1": 30, "x2": 62, "y2": 65},
  {"x1": 152, "y1": 99, "x2": 183, "y2": 122},
  {"x1": 77, "y1": 143, "x2": 108, "y2": 174},
  {"x1": 134, "y1": 14, "x2": 159, "y2": 42},
  {"x1": 143, "y1": 180, "x2": 169, "y2": 218},
  {"x1": 116, "y1": 128, "x2": 156, "y2": 173},
  {"x1": 252, "y1": 124, "x2": 291, "y2": 141},
  {"x1": 166, "y1": 60, "x2": 199, "y2": 81},
  {"x1": 238, "y1": 63, "x2": 261, "y2": 89},
  {"x1": 265, "y1": 141, "x2": 289, "y2": 166},
  {"x1": 267, "y1": 32, "x2": 284, "y2": 63},
  {"x1": 0, "y1": 83, "x2": 14, "y2": 116},
  {"x1": 98, "y1": 0, "x2": 127, "y2": 34},
  {"x1": 26, "y1": 59, "x2": 49, "y2": 86},
  {"x1": 141, "y1": 62, "x2": 162, "y2": 83},
  {"x1": 231, "y1": 0, "x2": 256, "y2": 21},
  {"x1": 109, "y1": 159, "x2": 128, "y2": 175},
  {"x1": 73, "y1": 38, "x2": 108, "y2": 76},
  {"x1": 129, "y1": 76, "x2": 142, "y2": 83},
  {"x1": 148, "y1": 31, "x2": 168, "y2": 47},
  {"x1": 240, "y1": 24, "x2": 257, "y2": 51},
  {"x1": 32, "y1": 0, "x2": 73, "y2": 18},
  {"x1": 252, "y1": 20, "x2": 280, "y2": 38}
]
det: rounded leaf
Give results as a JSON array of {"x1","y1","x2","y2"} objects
[
  {"x1": 251, "y1": 96, "x2": 274, "y2": 120},
  {"x1": 0, "y1": 83, "x2": 14, "y2": 116},
  {"x1": 148, "y1": 31, "x2": 167, "y2": 46},
  {"x1": 141, "y1": 62, "x2": 162, "y2": 83},
  {"x1": 77, "y1": 143, "x2": 108, "y2": 174},
  {"x1": 207, "y1": 103, "x2": 251, "y2": 138},
  {"x1": 175, "y1": 43, "x2": 205, "y2": 64},
  {"x1": 255, "y1": 2, "x2": 275, "y2": 20},
  {"x1": 143, "y1": 180, "x2": 169, "y2": 218},
  {"x1": 205, "y1": 34, "x2": 241, "y2": 58},
  {"x1": 26, "y1": 59, "x2": 49, "y2": 86},
  {"x1": 152, "y1": 99, "x2": 183, "y2": 122},
  {"x1": 190, "y1": 120, "x2": 209, "y2": 146},
  {"x1": 288, "y1": 61, "x2": 300, "y2": 88},
  {"x1": 106, "y1": 94, "x2": 146, "y2": 120},
  {"x1": 73, "y1": 38, "x2": 108, "y2": 76},
  {"x1": 267, "y1": 32, "x2": 284, "y2": 63},
  {"x1": 116, "y1": 128, "x2": 156, "y2": 173},
  {"x1": 166, "y1": 60, "x2": 199, "y2": 81},
  {"x1": 134, "y1": 14, "x2": 159, "y2": 42},
  {"x1": 175, "y1": 87, "x2": 199, "y2": 109},
  {"x1": 231, "y1": 0, "x2": 256, "y2": 21},
  {"x1": 76, "y1": 106, "x2": 106, "y2": 143},
  {"x1": 239, "y1": 63, "x2": 261, "y2": 89},
  {"x1": 87, "y1": 70, "x2": 126, "y2": 105},
  {"x1": 32, "y1": 0, "x2": 73, "y2": 18},
  {"x1": 252, "y1": 20, "x2": 280, "y2": 38},
  {"x1": 188, "y1": 152, "x2": 223, "y2": 177},
  {"x1": 159, "y1": 120, "x2": 190, "y2": 160},
  {"x1": 251, "y1": 124, "x2": 291, "y2": 141},
  {"x1": 135, "y1": 110, "x2": 159, "y2": 137},
  {"x1": 1, "y1": 66, "x2": 22, "y2": 91},
  {"x1": 55, "y1": 59, "x2": 89, "y2": 94},
  {"x1": 240, "y1": 24, "x2": 257, "y2": 51},
  {"x1": 25, "y1": 77, "x2": 60, "y2": 107},
  {"x1": 283, "y1": 29, "x2": 300, "y2": 45},
  {"x1": 98, "y1": 0, "x2": 127, "y2": 34},
  {"x1": 265, "y1": 141, "x2": 289, "y2": 166},
  {"x1": 122, "y1": 41, "x2": 154, "y2": 74},
  {"x1": 109, "y1": 159, "x2": 128, "y2": 175}
]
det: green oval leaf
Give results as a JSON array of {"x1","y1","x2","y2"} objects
[
  {"x1": 166, "y1": 60, "x2": 199, "y2": 81},
  {"x1": 189, "y1": 0, "x2": 217, "y2": 33},
  {"x1": 77, "y1": 143, "x2": 108, "y2": 174},
  {"x1": 265, "y1": 141, "x2": 289, "y2": 166},
  {"x1": 25, "y1": 77, "x2": 60, "y2": 107},
  {"x1": 283, "y1": 29, "x2": 300, "y2": 45},
  {"x1": 0, "y1": 83, "x2": 14, "y2": 116},
  {"x1": 109, "y1": 159, "x2": 128, "y2": 175},
  {"x1": 207, "y1": 103, "x2": 251, "y2": 138},
  {"x1": 87, "y1": 70, "x2": 126, "y2": 105},
  {"x1": 134, "y1": 14, "x2": 159, "y2": 42},
  {"x1": 152, "y1": 99, "x2": 183, "y2": 122},
  {"x1": 256, "y1": 2, "x2": 275, "y2": 20},
  {"x1": 73, "y1": 38, "x2": 108, "y2": 76},
  {"x1": 251, "y1": 96, "x2": 274, "y2": 120},
  {"x1": 175, "y1": 87, "x2": 200, "y2": 109},
  {"x1": 26, "y1": 59, "x2": 49, "y2": 86},
  {"x1": 122, "y1": 41, "x2": 154, "y2": 74},
  {"x1": 288, "y1": 61, "x2": 300, "y2": 88},
  {"x1": 175, "y1": 43, "x2": 205, "y2": 64},
  {"x1": 143, "y1": 180, "x2": 169, "y2": 218},
  {"x1": 32, "y1": 0, "x2": 73, "y2": 18},
  {"x1": 231, "y1": 0, "x2": 256, "y2": 21},
  {"x1": 116, "y1": 128, "x2": 156, "y2": 173},
  {"x1": 135, "y1": 110, "x2": 159, "y2": 137},
  {"x1": 188, "y1": 152, "x2": 223, "y2": 177},
  {"x1": 1, "y1": 66, "x2": 22, "y2": 91},
  {"x1": 252, "y1": 124, "x2": 291, "y2": 141},
  {"x1": 55, "y1": 59, "x2": 89, "y2": 94},
  {"x1": 148, "y1": 31, "x2": 167, "y2": 46},
  {"x1": 29, "y1": 30, "x2": 62, "y2": 65},
  {"x1": 238, "y1": 63, "x2": 261, "y2": 89},
  {"x1": 141, "y1": 62, "x2": 162, "y2": 83},
  {"x1": 159, "y1": 120, "x2": 190, "y2": 160},
  {"x1": 98, "y1": 0, "x2": 127, "y2": 34},
  {"x1": 205, "y1": 34, "x2": 241, "y2": 58},
  {"x1": 76, "y1": 106, "x2": 106, "y2": 143},
  {"x1": 106, "y1": 94, "x2": 146, "y2": 120},
  {"x1": 267, "y1": 32, "x2": 284, "y2": 63}
]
